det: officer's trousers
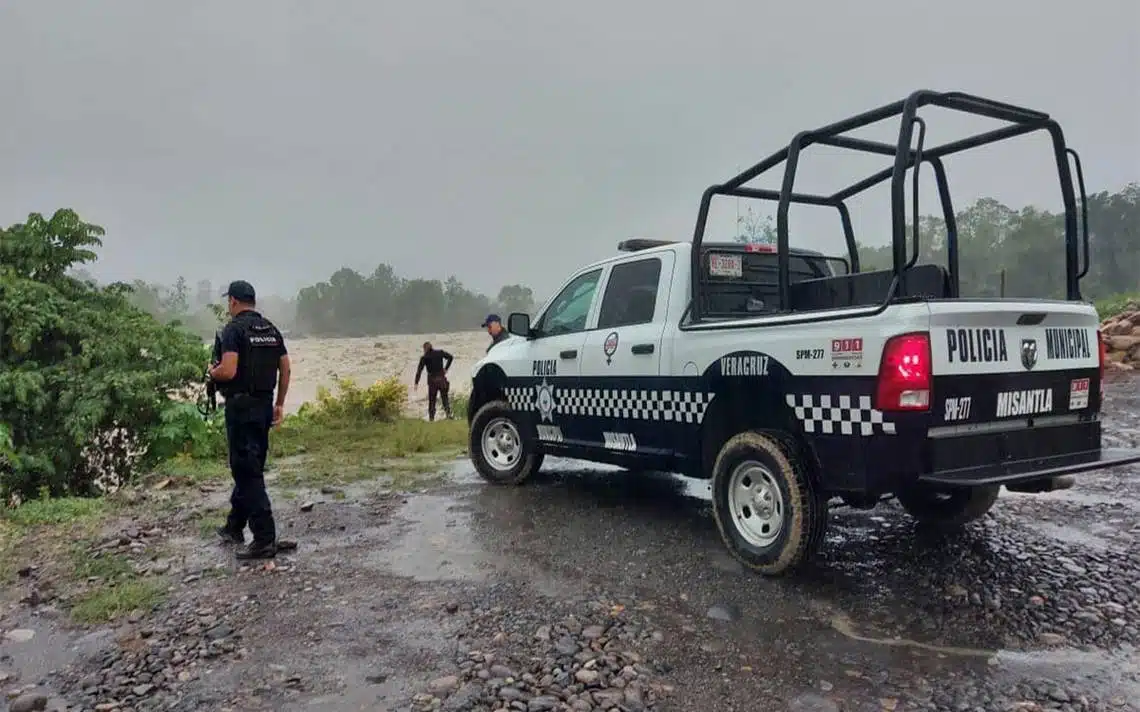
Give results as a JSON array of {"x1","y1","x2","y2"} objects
[{"x1": 223, "y1": 396, "x2": 277, "y2": 545}]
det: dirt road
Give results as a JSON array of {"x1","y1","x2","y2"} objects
[{"x1": 4, "y1": 377, "x2": 1140, "y2": 711}]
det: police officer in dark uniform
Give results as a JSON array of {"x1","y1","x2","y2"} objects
[
  {"x1": 482, "y1": 313, "x2": 509, "y2": 353},
  {"x1": 208, "y1": 280, "x2": 291, "y2": 560}
]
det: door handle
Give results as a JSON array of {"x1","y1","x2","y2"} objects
[
  {"x1": 559, "y1": 349, "x2": 578, "y2": 359},
  {"x1": 631, "y1": 343, "x2": 655, "y2": 355}
]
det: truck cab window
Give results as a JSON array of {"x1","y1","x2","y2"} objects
[
  {"x1": 597, "y1": 258, "x2": 663, "y2": 329},
  {"x1": 535, "y1": 268, "x2": 602, "y2": 336}
]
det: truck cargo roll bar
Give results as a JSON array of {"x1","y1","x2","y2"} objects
[{"x1": 688, "y1": 89, "x2": 1088, "y2": 325}]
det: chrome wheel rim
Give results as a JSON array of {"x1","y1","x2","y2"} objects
[
  {"x1": 728, "y1": 460, "x2": 786, "y2": 548},
  {"x1": 481, "y1": 417, "x2": 522, "y2": 472}
]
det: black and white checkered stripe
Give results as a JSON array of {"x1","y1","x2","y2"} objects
[
  {"x1": 505, "y1": 385, "x2": 714, "y2": 424},
  {"x1": 785, "y1": 394, "x2": 896, "y2": 436}
]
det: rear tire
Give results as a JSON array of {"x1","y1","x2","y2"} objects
[
  {"x1": 469, "y1": 400, "x2": 543, "y2": 485},
  {"x1": 710, "y1": 431, "x2": 828, "y2": 576},
  {"x1": 895, "y1": 485, "x2": 1000, "y2": 528}
]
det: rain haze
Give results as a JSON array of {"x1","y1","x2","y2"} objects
[{"x1": 1, "y1": 0, "x2": 1137, "y2": 302}]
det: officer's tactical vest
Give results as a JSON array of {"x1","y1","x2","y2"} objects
[{"x1": 220, "y1": 311, "x2": 283, "y2": 398}]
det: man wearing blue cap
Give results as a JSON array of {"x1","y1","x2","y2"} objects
[
  {"x1": 208, "y1": 280, "x2": 290, "y2": 560},
  {"x1": 482, "y1": 313, "x2": 509, "y2": 353}
]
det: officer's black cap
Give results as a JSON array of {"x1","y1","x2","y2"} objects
[{"x1": 223, "y1": 280, "x2": 256, "y2": 303}]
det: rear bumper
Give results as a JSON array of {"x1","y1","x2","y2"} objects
[{"x1": 918, "y1": 447, "x2": 1140, "y2": 487}]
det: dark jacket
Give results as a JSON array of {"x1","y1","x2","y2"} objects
[
  {"x1": 415, "y1": 348, "x2": 453, "y2": 385},
  {"x1": 486, "y1": 330, "x2": 508, "y2": 354}
]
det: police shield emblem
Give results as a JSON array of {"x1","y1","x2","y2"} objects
[{"x1": 1020, "y1": 338, "x2": 1038, "y2": 371}]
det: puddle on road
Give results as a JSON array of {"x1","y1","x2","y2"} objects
[
  {"x1": 449, "y1": 456, "x2": 713, "y2": 500},
  {"x1": 0, "y1": 612, "x2": 115, "y2": 702},
  {"x1": 364, "y1": 494, "x2": 491, "y2": 582}
]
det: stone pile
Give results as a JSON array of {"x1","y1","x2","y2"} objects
[{"x1": 1100, "y1": 303, "x2": 1140, "y2": 371}]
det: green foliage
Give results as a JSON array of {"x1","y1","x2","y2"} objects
[
  {"x1": 734, "y1": 206, "x2": 777, "y2": 245},
  {"x1": 1, "y1": 490, "x2": 106, "y2": 527},
  {"x1": 449, "y1": 392, "x2": 470, "y2": 419},
  {"x1": 148, "y1": 401, "x2": 227, "y2": 461},
  {"x1": 296, "y1": 376, "x2": 408, "y2": 423},
  {"x1": 273, "y1": 415, "x2": 466, "y2": 461},
  {"x1": 70, "y1": 578, "x2": 167, "y2": 624},
  {"x1": 1094, "y1": 293, "x2": 1140, "y2": 321},
  {"x1": 120, "y1": 278, "x2": 228, "y2": 341},
  {"x1": 854, "y1": 184, "x2": 1140, "y2": 301},
  {"x1": 295, "y1": 262, "x2": 536, "y2": 337},
  {"x1": 0, "y1": 210, "x2": 209, "y2": 499}
]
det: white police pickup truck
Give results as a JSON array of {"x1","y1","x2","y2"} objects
[{"x1": 465, "y1": 89, "x2": 1140, "y2": 575}]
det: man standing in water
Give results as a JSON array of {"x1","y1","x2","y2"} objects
[{"x1": 414, "y1": 341, "x2": 454, "y2": 421}]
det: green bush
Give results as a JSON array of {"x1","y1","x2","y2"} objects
[
  {"x1": 449, "y1": 392, "x2": 470, "y2": 419},
  {"x1": 0, "y1": 210, "x2": 210, "y2": 498},
  {"x1": 295, "y1": 375, "x2": 408, "y2": 423},
  {"x1": 1095, "y1": 292, "x2": 1140, "y2": 322}
]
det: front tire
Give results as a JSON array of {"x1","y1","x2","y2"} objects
[
  {"x1": 469, "y1": 400, "x2": 543, "y2": 485},
  {"x1": 895, "y1": 485, "x2": 1000, "y2": 528},
  {"x1": 710, "y1": 431, "x2": 828, "y2": 576}
]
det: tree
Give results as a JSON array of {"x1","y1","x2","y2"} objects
[
  {"x1": 734, "y1": 206, "x2": 777, "y2": 245},
  {"x1": 495, "y1": 284, "x2": 535, "y2": 316},
  {"x1": 0, "y1": 210, "x2": 208, "y2": 498},
  {"x1": 852, "y1": 183, "x2": 1139, "y2": 300},
  {"x1": 293, "y1": 265, "x2": 535, "y2": 337}
]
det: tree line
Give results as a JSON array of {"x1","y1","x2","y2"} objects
[
  {"x1": 735, "y1": 183, "x2": 1139, "y2": 301},
  {"x1": 110, "y1": 182, "x2": 1139, "y2": 341},
  {"x1": 293, "y1": 265, "x2": 536, "y2": 337}
]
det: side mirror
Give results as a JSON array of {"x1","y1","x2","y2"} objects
[{"x1": 507, "y1": 312, "x2": 531, "y2": 338}]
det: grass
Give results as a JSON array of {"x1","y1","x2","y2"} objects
[
  {"x1": 70, "y1": 579, "x2": 167, "y2": 624},
  {"x1": 148, "y1": 413, "x2": 468, "y2": 497},
  {"x1": 1095, "y1": 292, "x2": 1140, "y2": 321},
  {"x1": 271, "y1": 415, "x2": 465, "y2": 490},
  {"x1": 67, "y1": 543, "x2": 169, "y2": 624},
  {"x1": 272, "y1": 415, "x2": 467, "y2": 459},
  {"x1": 152, "y1": 455, "x2": 229, "y2": 484},
  {"x1": 2, "y1": 495, "x2": 107, "y2": 527},
  {"x1": 0, "y1": 521, "x2": 17, "y2": 583},
  {"x1": 194, "y1": 507, "x2": 227, "y2": 539}
]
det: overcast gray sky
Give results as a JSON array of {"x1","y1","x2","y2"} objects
[{"x1": 2, "y1": 0, "x2": 1137, "y2": 299}]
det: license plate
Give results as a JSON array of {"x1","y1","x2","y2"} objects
[{"x1": 708, "y1": 253, "x2": 743, "y2": 278}]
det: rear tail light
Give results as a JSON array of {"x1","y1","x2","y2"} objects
[
  {"x1": 875, "y1": 332, "x2": 932, "y2": 412},
  {"x1": 1097, "y1": 329, "x2": 1106, "y2": 406}
]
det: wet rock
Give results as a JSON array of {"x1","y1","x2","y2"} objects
[
  {"x1": 581, "y1": 624, "x2": 606, "y2": 640},
  {"x1": 1038, "y1": 632, "x2": 1066, "y2": 646},
  {"x1": 2, "y1": 629, "x2": 35, "y2": 643},
  {"x1": 299, "y1": 501, "x2": 315, "y2": 512},
  {"x1": 489, "y1": 664, "x2": 515, "y2": 679},
  {"x1": 498, "y1": 686, "x2": 525, "y2": 702},
  {"x1": 9, "y1": 692, "x2": 49, "y2": 712},
  {"x1": 428, "y1": 674, "x2": 460, "y2": 694},
  {"x1": 706, "y1": 603, "x2": 741, "y2": 622},
  {"x1": 787, "y1": 693, "x2": 840, "y2": 712},
  {"x1": 527, "y1": 697, "x2": 559, "y2": 711},
  {"x1": 592, "y1": 689, "x2": 625, "y2": 707},
  {"x1": 575, "y1": 668, "x2": 600, "y2": 685}
]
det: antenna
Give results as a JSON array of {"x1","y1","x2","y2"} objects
[{"x1": 735, "y1": 164, "x2": 741, "y2": 237}]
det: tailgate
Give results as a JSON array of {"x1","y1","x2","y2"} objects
[{"x1": 925, "y1": 300, "x2": 1103, "y2": 481}]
